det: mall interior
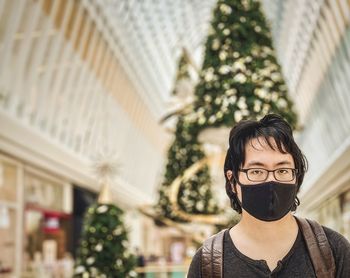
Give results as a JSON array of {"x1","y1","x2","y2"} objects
[{"x1": 0, "y1": 0, "x2": 350, "y2": 277}]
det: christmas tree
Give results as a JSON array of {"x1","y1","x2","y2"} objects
[
  {"x1": 157, "y1": 115, "x2": 219, "y2": 221},
  {"x1": 192, "y1": 0, "x2": 297, "y2": 128},
  {"x1": 74, "y1": 204, "x2": 136, "y2": 278},
  {"x1": 157, "y1": 0, "x2": 297, "y2": 223}
]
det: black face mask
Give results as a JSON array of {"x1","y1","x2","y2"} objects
[{"x1": 236, "y1": 181, "x2": 297, "y2": 222}]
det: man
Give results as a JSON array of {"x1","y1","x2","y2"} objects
[{"x1": 187, "y1": 114, "x2": 350, "y2": 277}]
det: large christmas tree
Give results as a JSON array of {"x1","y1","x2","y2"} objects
[
  {"x1": 74, "y1": 204, "x2": 136, "y2": 278},
  {"x1": 157, "y1": 0, "x2": 297, "y2": 223},
  {"x1": 192, "y1": 0, "x2": 296, "y2": 127}
]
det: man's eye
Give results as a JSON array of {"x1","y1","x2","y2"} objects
[
  {"x1": 250, "y1": 170, "x2": 264, "y2": 175},
  {"x1": 277, "y1": 169, "x2": 289, "y2": 175}
]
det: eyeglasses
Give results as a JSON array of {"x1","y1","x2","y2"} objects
[{"x1": 238, "y1": 168, "x2": 298, "y2": 182}]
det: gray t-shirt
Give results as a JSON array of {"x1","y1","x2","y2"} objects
[{"x1": 187, "y1": 226, "x2": 350, "y2": 277}]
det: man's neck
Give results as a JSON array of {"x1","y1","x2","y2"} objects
[{"x1": 236, "y1": 213, "x2": 298, "y2": 242}]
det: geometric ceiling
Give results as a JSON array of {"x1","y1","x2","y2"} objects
[{"x1": 96, "y1": 0, "x2": 217, "y2": 118}]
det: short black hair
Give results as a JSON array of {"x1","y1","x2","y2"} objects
[{"x1": 224, "y1": 114, "x2": 308, "y2": 213}]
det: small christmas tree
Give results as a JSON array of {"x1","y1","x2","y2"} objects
[
  {"x1": 74, "y1": 203, "x2": 136, "y2": 278},
  {"x1": 75, "y1": 157, "x2": 136, "y2": 278}
]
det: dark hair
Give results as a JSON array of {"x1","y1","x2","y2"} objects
[{"x1": 224, "y1": 114, "x2": 308, "y2": 213}]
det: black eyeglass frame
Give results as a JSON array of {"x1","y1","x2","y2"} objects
[{"x1": 238, "y1": 168, "x2": 299, "y2": 182}]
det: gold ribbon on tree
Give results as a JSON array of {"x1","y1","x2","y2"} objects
[{"x1": 168, "y1": 154, "x2": 230, "y2": 225}]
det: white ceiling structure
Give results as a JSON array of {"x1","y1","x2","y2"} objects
[
  {"x1": 262, "y1": 0, "x2": 350, "y2": 214},
  {"x1": 0, "y1": 0, "x2": 217, "y2": 207},
  {"x1": 95, "y1": 0, "x2": 217, "y2": 118}
]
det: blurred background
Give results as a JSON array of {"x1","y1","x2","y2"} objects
[{"x1": 0, "y1": 0, "x2": 350, "y2": 277}]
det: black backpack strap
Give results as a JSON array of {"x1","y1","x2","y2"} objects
[
  {"x1": 296, "y1": 217, "x2": 336, "y2": 278},
  {"x1": 201, "y1": 229, "x2": 226, "y2": 278}
]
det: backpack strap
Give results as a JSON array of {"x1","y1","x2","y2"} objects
[
  {"x1": 295, "y1": 217, "x2": 336, "y2": 278},
  {"x1": 201, "y1": 229, "x2": 226, "y2": 278}
]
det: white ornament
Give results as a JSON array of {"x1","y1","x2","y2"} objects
[
  {"x1": 240, "y1": 16, "x2": 246, "y2": 23},
  {"x1": 271, "y1": 92, "x2": 279, "y2": 102},
  {"x1": 254, "y1": 88, "x2": 268, "y2": 98},
  {"x1": 251, "y1": 73, "x2": 258, "y2": 82},
  {"x1": 262, "y1": 103, "x2": 270, "y2": 114},
  {"x1": 228, "y1": 95, "x2": 237, "y2": 105},
  {"x1": 263, "y1": 46, "x2": 273, "y2": 54},
  {"x1": 220, "y1": 3, "x2": 232, "y2": 15},
  {"x1": 204, "y1": 95, "x2": 212, "y2": 102},
  {"x1": 223, "y1": 28, "x2": 230, "y2": 36},
  {"x1": 198, "y1": 117, "x2": 206, "y2": 125},
  {"x1": 208, "y1": 115, "x2": 216, "y2": 124},
  {"x1": 216, "y1": 111, "x2": 223, "y2": 119},
  {"x1": 253, "y1": 100, "x2": 262, "y2": 112},
  {"x1": 196, "y1": 201, "x2": 204, "y2": 211},
  {"x1": 264, "y1": 80, "x2": 274, "y2": 88},
  {"x1": 219, "y1": 51, "x2": 227, "y2": 61},
  {"x1": 225, "y1": 88, "x2": 237, "y2": 96},
  {"x1": 219, "y1": 65, "x2": 230, "y2": 74},
  {"x1": 234, "y1": 73, "x2": 247, "y2": 83},
  {"x1": 222, "y1": 98, "x2": 229, "y2": 108},
  {"x1": 277, "y1": 99, "x2": 288, "y2": 108},
  {"x1": 254, "y1": 26, "x2": 262, "y2": 33},
  {"x1": 245, "y1": 56, "x2": 253, "y2": 63},
  {"x1": 242, "y1": 109, "x2": 250, "y2": 116},
  {"x1": 122, "y1": 240, "x2": 129, "y2": 248},
  {"x1": 204, "y1": 70, "x2": 214, "y2": 82},
  {"x1": 95, "y1": 243, "x2": 103, "y2": 252},
  {"x1": 214, "y1": 97, "x2": 222, "y2": 105},
  {"x1": 232, "y1": 60, "x2": 246, "y2": 72},
  {"x1": 237, "y1": 97, "x2": 247, "y2": 110},
  {"x1": 75, "y1": 266, "x2": 86, "y2": 274},
  {"x1": 87, "y1": 257, "x2": 95, "y2": 265},
  {"x1": 271, "y1": 72, "x2": 282, "y2": 82},
  {"x1": 116, "y1": 259, "x2": 123, "y2": 267},
  {"x1": 113, "y1": 227, "x2": 123, "y2": 236},
  {"x1": 234, "y1": 111, "x2": 243, "y2": 122},
  {"x1": 96, "y1": 205, "x2": 108, "y2": 214},
  {"x1": 212, "y1": 39, "x2": 220, "y2": 50}
]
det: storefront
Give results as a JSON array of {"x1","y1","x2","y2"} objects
[
  {"x1": 0, "y1": 153, "x2": 75, "y2": 277},
  {"x1": 0, "y1": 154, "x2": 23, "y2": 277},
  {"x1": 23, "y1": 165, "x2": 74, "y2": 277}
]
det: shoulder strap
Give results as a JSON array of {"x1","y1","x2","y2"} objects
[
  {"x1": 295, "y1": 217, "x2": 336, "y2": 278},
  {"x1": 201, "y1": 229, "x2": 226, "y2": 278}
]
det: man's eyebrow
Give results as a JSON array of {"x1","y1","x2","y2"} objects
[
  {"x1": 275, "y1": 161, "x2": 293, "y2": 166},
  {"x1": 245, "y1": 160, "x2": 293, "y2": 168},
  {"x1": 245, "y1": 161, "x2": 266, "y2": 167}
]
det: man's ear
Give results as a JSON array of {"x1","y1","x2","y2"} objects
[
  {"x1": 226, "y1": 170, "x2": 236, "y2": 192},
  {"x1": 226, "y1": 170, "x2": 233, "y2": 181}
]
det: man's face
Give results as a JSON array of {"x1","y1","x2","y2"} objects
[{"x1": 227, "y1": 137, "x2": 296, "y2": 201}]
